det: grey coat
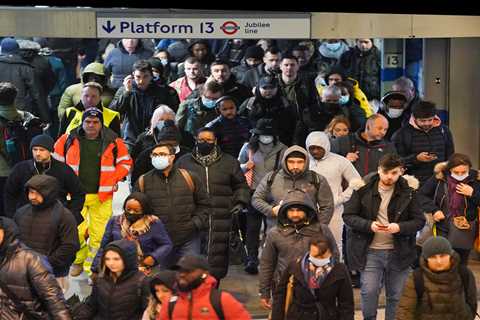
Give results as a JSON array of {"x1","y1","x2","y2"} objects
[
  {"x1": 251, "y1": 145, "x2": 334, "y2": 225},
  {"x1": 258, "y1": 189, "x2": 339, "y2": 299}
]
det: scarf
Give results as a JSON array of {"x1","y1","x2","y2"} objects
[
  {"x1": 301, "y1": 252, "x2": 335, "y2": 290},
  {"x1": 447, "y1": 175, "x2": 466, "y2": 217},
  {"x1": 192, "y1": 145, "x2": 221, "y2": 167},
  {"x1": 120, "y1": 214, "x2": 159, "y2": 264}
]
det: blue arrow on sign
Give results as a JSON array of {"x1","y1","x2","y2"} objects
[{"x1": 102, "y1": 20, "x2": 116, "y2": 33}]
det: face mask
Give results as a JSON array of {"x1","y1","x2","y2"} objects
[
  {"x1": 309, "y1": 255, "x2": 330, "y2": 267},
  {"x1": 151, "y1": 156, "x2": 170, "y2": 170},
  {"x1": 155, "y1": 120, "x2": 165, "y2": 131},
  {"x1": 160, "y1": 58, "x2": 169, "y2": 66},
  {"x1": 387, "y1": 108, "x2": 404, "y2": 119},
  {"x1": 259, "y1": 135, "x2": 274, "y2": 145},
  {"x1": 451, "y1": 173, "x2": 469, "y2": 181},
  {"x1": 201, "y1": 97, "x2": 217, "y2": 109},
  {"x1": 325, "y1": 42, "x2": 341, "y2": 51},
  {"x1": 339, "y1": 95, "x2": 349, "y2": 105},
  {"x1": 174, "y1": 145, "x2": 180, "y2": 154},
  {"x1": 177, "y1": 274, "x2": 205, "y2": 292},
  {"x1": 124, "y1": 212, "x2": 143, "y2": 224},
  {"x1": 196, "y1": 142, "x2": 215, "y2": 156}
]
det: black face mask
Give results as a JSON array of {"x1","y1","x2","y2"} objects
[
  {"x1": 196, "y1": 142, "x2": 215, "y2": 156},
  {"x1": 177, "y1": 275, "x2": 205, "y2": 292},
  {"x1": 124, "y1": 212, "x2": 143, "y2": 224},
  {"x1": 324, "y1": 102, "x2": 341, "y2": 114}
]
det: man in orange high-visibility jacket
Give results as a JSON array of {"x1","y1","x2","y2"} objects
[{"x1": 53, "y1": 107, "x2": 132, "y2": 277}]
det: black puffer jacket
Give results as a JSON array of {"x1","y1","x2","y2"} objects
[
  {"x1": 78, "y1": 239, "x2": 149, "y2": 320},
  {"x1": 0, "y1": 54, "x2": 40, "y2": 115},
  {"x1": 133, "y1": 167, "x2": 210, "y2": 246},
  {"x1": 176, "y1": 148, "x2": 250, "y2": 280},
  {"x1": 343, "y1": 173, "x2": 425, "y2": 271},
  {"x1": 0, "y1": 217, "x2": 71, "y2": 320},
  {"x1": 13, "y1": 175, "x2": 80, "y2": 277},
  {"x1": 219, "y1": 75, "x2": 253, "y2": 106}
]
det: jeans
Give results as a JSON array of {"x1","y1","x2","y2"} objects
[
  {"x1": 360, "y1": 249, "x2": 410, "y2": 320},
  {"x1": 164, "y1": 235, "x2": 201, "y2": 268}
]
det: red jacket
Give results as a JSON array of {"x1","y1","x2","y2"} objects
[{"x1": 158, "y1": 275, "x2": 251, "y2": 320}]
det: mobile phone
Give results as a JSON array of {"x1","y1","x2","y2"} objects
[
  {"x1": 427, "y1": 152, "x2": 437, "y2": 156},
  {"x1": 377, "y1": 224, "x2": 388, "y2": 229}
]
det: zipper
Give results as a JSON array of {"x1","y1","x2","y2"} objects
[
  {"x1": 166, "y1": 176, "x2": 172, "y2": 207},
  {"x1": 205, "y1": 166, "x2": 212, "y2": 259},
  {"x1": 188, "y1": 292, "x2": 193, "y2": 320},
  {"x1": 205, "y1": 167, "x2": 210, "y2": 195}
]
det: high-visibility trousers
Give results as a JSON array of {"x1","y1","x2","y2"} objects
[{"x1": 74, "y1": 193, "x2": 113, "y2": 275}]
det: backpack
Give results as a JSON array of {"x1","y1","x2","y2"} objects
[
  {"x1": 266, "y1": 168, "x2": 321, "y2": 194},
  {"x1": 0, "y1": 114, "x2": 44, "y2": 167},
  {"x1": 413, "y1": 265, "x2": 479, "y2": 317},
  {"x1": 168, "y1": 288, "x2": 224, "y2": 320}
]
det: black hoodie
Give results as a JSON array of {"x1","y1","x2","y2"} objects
[{"x1": 13, "y1": 174, "x2": 79, "y2": 277}]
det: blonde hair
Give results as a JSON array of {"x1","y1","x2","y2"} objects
[{"x1": 326, "y1": 115, "x2": 351, "y2": 136}]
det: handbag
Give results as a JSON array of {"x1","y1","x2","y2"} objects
[
  {"x1": 244, "y1": 149, "x2": 254, "y2": 188},
  {"x1": 448, "y1": 208, "x2": 476, "y2": 249}
]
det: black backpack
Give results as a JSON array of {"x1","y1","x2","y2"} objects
[
  {"x1": 168, "y1": 289, "x2": 224, "y2": 320},
  {"x1": 0, "y1": 114, "x2": 44, "y2": 167}
]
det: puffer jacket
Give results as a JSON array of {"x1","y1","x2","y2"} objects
[
  {"x1": 343, "y1": 173, "x2": 425, "y2": 271},
  {"x1": 339, "y1": 45, "x2": 381, "y2": 100},
  {"x1": 77, "y1": 240, "x2": 150, "y2": 320},
  {"x1": 272, "y1": 256, "x2": 354, "y2": 320},
  {"x1": 418, "y1": 162, "x2": 480, "y2": 249},
  {"x1": 57, "y1": 62, "x2": 115, "y2": 120},
  {"x1": 331, "y1": 130, "x2": 397, "y2": 177},
  {"x1": 259, "y1": 189, "x2": 339, "y2": 299},
  {"x1": 109, "y1": 82, "x2": 180, "y2": 146},
  {"x1": 396, "y1": 252, "x2": 477, "y2": 320},
  {"x1": 133, "y1": 167, "x2": 210, "y2": 246},
  {"x1": 216, "y1": 74, "x2": 253, "y2": 106},
  {"x1": 176, "y1": 149, "x2": 250, "y2": 280},
  {"x1": 252, "y1": 145, "x2": 334, "y2": 225},
  {"x1": 205, "y1": 115, "x2": 251, "y2": 157},
  {"x1": 13, "y1": 175, "x2": 79, "y2": 277},
  {"x1": 0, "y1": 217, "x2": 71, "y2": 320},
  {"x1": 104, "y1": 40, "x2": 153, "y2": 89},
  {"x1": 158, "y1": 275, "x2": 251, "y2": 320}
]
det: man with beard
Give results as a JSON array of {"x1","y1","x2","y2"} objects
[
  {"x1": 158, "y1": 255, "x2": 251, "y2": 320},
  {"x1": 176, "y1": 127, "x2": 250, "y2": 282},
  {"x1": 242, "y1": 46, "x2": 282, "y2": 89},
  {"x1": 343, "y1": 154, "x2": 425, "y2": 320},
  {"x1": 169, "y1": 56, "x2": 206, "y2": 103},
  {"x1": 239, "y1": 75, "x2": 296, "y2": 146},
  {"x1": 392, "y1": 100, "x2": 454, "y2": 185},
  {"x1": 4, "y1": 134, "x2": 85, "y2": 223},
  {"x1": 208, "y1": 59, "x2": 252, "y2": 106}
]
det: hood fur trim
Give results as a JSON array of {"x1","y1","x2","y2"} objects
[{"x1": 434, "y1": 161, "x2": 447, "y2": 180}]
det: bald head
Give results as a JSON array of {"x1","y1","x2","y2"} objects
[
  {"x1": 322, "y1": 85, "x2": 342, "y2": 102},
  {"x1": 392, "y1": 76, "x2": 415, "y2": 102},
  {"x1": 365, "y1": 114, "x2": 389, "y2": 141}
]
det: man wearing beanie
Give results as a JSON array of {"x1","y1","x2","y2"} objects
[
  {"x1": 53, "y1": 107, "x2": 132, "y2": 277},
  {"x1": 0, "y1": 37, "x2": 42, "y2": 118},
  {"x1": 4, "y1": 134, "x2": 85, "y2": 224},
  {"x1": 396, "y1": 236, "x2": 477, "y2": 319},
  {"x1": 252, "y1": 144, "x2": 334, "y2": 231},
  {"x1": 392, "y1": 100, "x2": 455, "y2": 185},
  {"x1": 231, "y1": 45, "x2": 264, "y2": 84}
]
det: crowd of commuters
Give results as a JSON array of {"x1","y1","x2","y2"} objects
[{"x1": 0, "y1": 36, "x2": 477, "y2": 320}]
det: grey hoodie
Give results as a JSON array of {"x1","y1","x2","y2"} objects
[
  {"x1": 251, "y1": 145, "x2": 334, "y2": 225},
  {"x1": 259, "y1": 189, "x2": 339, "y2": 299}
]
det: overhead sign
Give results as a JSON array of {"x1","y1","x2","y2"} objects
[{"x1": 96, "y1": 16, "x2": 310, "y2": 39}]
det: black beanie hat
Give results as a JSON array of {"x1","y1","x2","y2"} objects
[
  {"x1": 412, "y1": 100, "x2": 436, "y2": 119},
  {"x1": 156, "y1": 120, "x2": 181, "y2": 143},
  {"x1": 148, "y1": 57, "x2": 164, "y2": 73},
  {"x1": 244, "y1": 45, "x2": 264, "y2": 60},
  {"x1": 82, "y1": 107, "x2": 104, "y2": 124},
  {"x1": 30, "y1": 134, "x2": 54, "y2": 152},
  {"x1": 287, "y1": 151, "x2": 306, "y2": 160},
  {"x1": 422, "y1": 236, "x2": 453, "y2": 260}
]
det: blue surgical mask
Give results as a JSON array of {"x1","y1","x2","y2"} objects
[
  {"x1": 451, "y1": 173, "x2": 469, "y2": 181},
  {"x1": 160, "y1": 58, "x2": 169, "y2": 66},
  {"x1": 201, "y1": 97, "x2": 217, "y2": 109},
  {"x1": 151, "y1": 156, "x2": 170, "y2": 170},
  {"x1": 155, "y1": 120, "x2": 165, "y2": 131},
  {"x1": 339, "y1": 95, "x2": 350, "y2": 105},
  {"x1": 309, "y1": 255, "x2": 330, "y2": 267},
  {"x1": 325, "y1": 42, "x2": 341, "y2": 51}
]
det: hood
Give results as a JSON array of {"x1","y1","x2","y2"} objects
[
  {"x1": 318, "y1": 41, "x2": 349, "y2": 60},
  {"x1": 102, "y1": 239, "x2": 138, "y2": 278},
  {"x1": 305, "y1": 131, "x2": 330, "y2": 160},
  {"x1": 24, "y1": 175, "x2": 60, "y2": 209},
  {"x1": 277, "y1": 189, "x2": 318, "y2": 226},
  {"x1": 81, "y1": 62, "x2": 105, "y2": 83},
  {"x1": 0, "y1": 217, "x2": 20, "y2": 261},
  {"x1": 434, "y1": 161, "x2": 480, "y2": 182},
  {"x1": 408, "y1": 114, "x2": 442, "y2": 131},
  {"x1": 117, "y1": 39, "x2": 145, "y2": 54},
  {"x1": 281, "y1": 145, "x2": 310, "y2": 177},
  {"x1": 350, "y1": 173, "x2": 420, "y2": 192},
  {"x1": 419, "y1": 250, "x2": 461, "y2": 283}
]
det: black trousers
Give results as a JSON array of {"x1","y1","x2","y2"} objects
[
  {"x1": 242, "y1": 204, "x2": 265, "y2": 261},
  {"x1": 0, "y1": 176, "x2": 7, "y2": 217}
]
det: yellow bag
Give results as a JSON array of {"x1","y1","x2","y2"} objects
[{"x1": 284, "y1": 275, "x2": 295, "y2": 319}]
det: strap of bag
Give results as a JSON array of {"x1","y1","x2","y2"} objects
[
  {"x1": 179, "y1": 168, "x2": 195, "y2": 193},
  {"x1": 0, "y1": 278, "x2": 41, "y2": 319},
  {"x1": 167, "y1": 290, "x2": 224, "y2": 320},
  {"x1": 284, "y1": 274, "x2": 295, "y2": 318}
]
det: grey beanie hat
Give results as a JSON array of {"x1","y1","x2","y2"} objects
[{"x1": 421, "y1": 236, "x2": 454, "y2": 259}]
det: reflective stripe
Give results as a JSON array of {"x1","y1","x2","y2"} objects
[
  {"x1": 100, "y1": 166, "x2": 116, "y2": 172},
  {"x1": 69, "y1": 165, "x2": 79, "y2": 171},
  {"x1": 116, "y1": 155, "x2": 131, "y2": 162},
  {"x1": 121, "y1": 164, "x2": 131, "y2": 171},
  {"x1": 52, "y1": 153, "x2": 65, "y2": 162},
  {"x1": 98, "y1": 186, "x2": 114, "y2": 192}
]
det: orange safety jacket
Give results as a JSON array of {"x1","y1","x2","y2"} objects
[{"x1": 53, "y1": 127, "x2": 132, "y2": 202}]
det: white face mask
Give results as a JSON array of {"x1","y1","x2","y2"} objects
[
  {"x1": 309, "y1": 255, "x2": 330, "y2": 267},
  {"x1": 151, "y1": 156, "x2": 170, "y2": 170},
  {"x1": 259, "y1": 135, "x2": 274, "y2": 145},
  {"x1": 160, "y1": 59, "x2": 169, "y2": 66},
  {"x1": 451, "y1": 173, "x2": 469, "y2": 181},
  {"x1": 387, "y1": 108, "x2": 404, "y2": 119},
  {"x1": 174, "y1": 145, "x2": 180, "y2": 154}
]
